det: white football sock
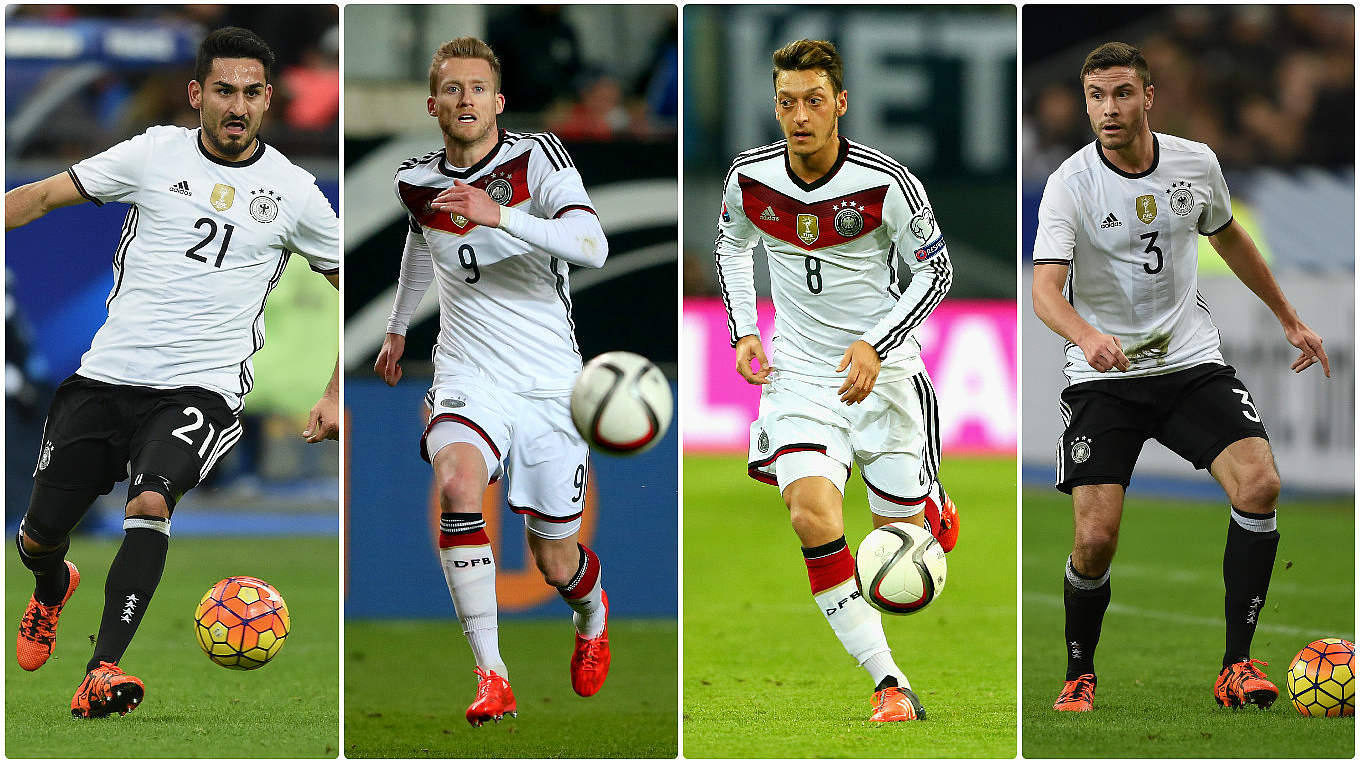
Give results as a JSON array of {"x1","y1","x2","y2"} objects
[
  {"x1": 814, "y1": 578, "x2": 907, "y2": 687},
  {"x1": 558, "y1": 544, "x2": 606, "y2": 638},
  {"x1": 440, "y1": 543, "x2": 506, "y2": 677}
]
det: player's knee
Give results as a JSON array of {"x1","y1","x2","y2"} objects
[
  {"x1": 1073, "y1": 522, "x2": 1119, "y2": 557},
  {"x1": 437, "y1": 465, "x2": 487, "y2": 513},
  {"x1": 1234, "y1": 468, "x2": 1281, "y2": 514},
  {"x1": 125, "y1": 491, "x2": 170, "y2": 519}
]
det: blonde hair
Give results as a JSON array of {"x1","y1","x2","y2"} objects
[{"x1": 429, "y1": 37, "x2": 501, "y2": 95}]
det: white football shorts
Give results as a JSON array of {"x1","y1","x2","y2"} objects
[
  {"x1": 746, "y1": 370, "x2": 941, "y2": 518},
  {"x1": 422, "y1": 369, "x2": 590, "y2": 539}
]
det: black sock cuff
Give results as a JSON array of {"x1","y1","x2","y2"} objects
[{"x1": 802, "y1": 536, "x2": 848, "y2": 559}]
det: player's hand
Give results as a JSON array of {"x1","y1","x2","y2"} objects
[
  {"x1": 303, "y1": 394, "x2": 339, "y2": 443},
  {"x1": 1078, "y1": 332, "x2": 1130, "y2": 373},
  {"x1": 734, "y1": 334, "x2": 773, "y2": 385},
  {"x1": 429, "y1": 180, "x2": 501, "y2": 227},
  {"x1": 374, "y1": 333, "x2": 406, "y2": 387},
  {"x1": 837, "y1": 340, "x2": 880, "y2": 404},
  {"x1": 1284, "y1": 321, "x2": 1330, "y2": 377}
]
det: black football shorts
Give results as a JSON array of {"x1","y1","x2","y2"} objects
[
  {"x1": 32, "y1": 373, "x2": 241, "y2": 498},
  {"x1": 1055, "y1": 362, "x2": 1269, "y2": 493}
]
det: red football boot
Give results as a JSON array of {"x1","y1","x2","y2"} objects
[
  {"x1": 71, "y1": 661, "x2": 145, "y2": 718},
  {"x1": 570, "y1": 590, "x2": 611, "y2": 697},
  {"x1": 924, "y1": 484, "x2": 959, "y2": 553},
  {"x1": 465, "y1": 667, "x2": 516, "y2": 726},
  {"x1": 17, "y1": 560, "x2": 80, "y2": 671}
]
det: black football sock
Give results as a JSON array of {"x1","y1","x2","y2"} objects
[
  {"x1": 1063, "y1": 554, "x2": 1111, "y2": 680},
  {"x1": 88, "y1": 521, "x2": 169, "y2": 671},
  {"x1": 16, "y1": 526, "x2": 71, "y2": 605},
  {"x1": 1222, "y1": 506, "x2": 1279, "y2": 669}
]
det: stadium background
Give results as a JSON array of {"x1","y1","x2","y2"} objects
[
  {"x1": 341, "y1": 6, "x2": 677, "y2": 757},
  {"x1": 4, "y1": 6, "x2": 340, "y2": 756},
  {"x1": 682, "y1": 6, "x2": 1018, "y2": 757},
  {"x1": 1020, "y1": 6, "x2": 1354, "y2": 757}
]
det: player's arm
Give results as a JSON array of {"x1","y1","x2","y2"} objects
[
  {"x1": 302, "y1": 273, "x2": 342, "y2": 443},
  {"x1": 1208, "y1": 220, "x2": 1329, "y2": 376},
  {"x1": 1030, "y1": 172, "x2": 1128, "y2": 373},
  {"x1": 375, "y1": 223, "x2": 435, "y2": 387},
  {"x1": 713, "y1": 170, "x2": 769, "y2": 385},
  {"x1": 6, "y1": 172, "x2": 88, "y2": 231}
]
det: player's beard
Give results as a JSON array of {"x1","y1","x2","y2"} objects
[
  {"x1": 1094, "y1": 109, "x2": 1144, "y2": 151},
  {"x1": 203, "y1": 118, "x2": 259, "y2": 160},
  {"x1": 439, "y1": 111, "x2": 497, "y2": 152}
]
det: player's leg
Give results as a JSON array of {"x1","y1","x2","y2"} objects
[
  {"x1": 510, "y1": 395, "x2": 608, "y2": 696},
  {"x1": 15, "y1": 376, "x2": 125, "y2": 672},
  {"x1": 1053, "y1": 380, "x2": 1147, "y2": 711},
  {"x1": 1158, "y1": 365, "x2": 1278, "y2": 707}
]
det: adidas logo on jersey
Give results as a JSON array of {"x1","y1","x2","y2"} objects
[
  {"x1": 760, "y1": 206, "x2": 780, "y2": 221},
  {"x1": 1099, "y1": 212, "x2": 1121, "y2": 229},
  {"x1": 169, "y1": 180, "x2": 192, "y2": 197}
]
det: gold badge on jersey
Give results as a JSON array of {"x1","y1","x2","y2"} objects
[
  {"x1": 1135, "y1": 194, "x2": 1157, "y2": 224},
  {"x1": 797, "y1": 213, "x2": 819, "y2": 245},
  {"x1": 451, "y1": 213, "x2": 469, "y2": 229},
  {"x1": 211, "y1": 184, "x2": 236, "y2": 212}
]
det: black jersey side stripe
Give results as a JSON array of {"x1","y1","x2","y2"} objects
[
  {"x1": 844, "y1": 153, "x2": 923, "y2": 214},
  {"x1": 873, "y1": 256, "x2": 951, "y2": 357},
  {"x1": 106, "y1": 206, "x2": 139, "y2": 310},
  {"x1": 713, "y1": 232, "x2": 743, "y2": 344},
  {"x1": 396, "y1": 148, "x2": 444, "y2": 175},
  {"x1": 1033, "y1": 258, "x2": 1070, "y2": 265},
  {"x1": 541, "y1": 132, "x2": 575, "y2": 168},
  {"x1": 722, "y1": 142, "x2": 785, "y2": 187},
  {"x1": 239, "y1": 250, "x2": 292, "y2": 395},
  {"x1": 886, "y1": 243, "x2": 900, "y2": 298},
  {"x1": 528, "y1": 135, "x2": 565, "y2": 171},
  {"x1": 549, "y1": 256, "x2": 582, "y2": 357},
  {"x1": 846, "y1": 145, "x2": 925, "y2": 210},
  {"x1": 66, "y1": 167, "x2": 104, "y2": 206}
]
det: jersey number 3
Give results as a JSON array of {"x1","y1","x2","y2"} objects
[
  {"x1": 1139, "y1": 231, "x2": 1163, "y2": 274},
  {"x1": 185, "y1": 218, "x2": 235, "y2": 268}
]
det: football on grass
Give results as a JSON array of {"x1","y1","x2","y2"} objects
[
  {"x1": 855, "y1": 522, "x2": 947, "y2": 615},
  {"x1": 570, "y1": 351, "x2": 672, "y2": 455},
  {"x1": 194, "y1": 576, "x2": 290, "y2": 670},
  {"x1": 1287, "y1": 637, "x2": 1355, "y2": 717}
]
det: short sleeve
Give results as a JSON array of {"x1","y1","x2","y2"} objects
[
  {"x1": 528, "y1": 134, "x2": 595, "y2": 220},
  {"x1": 287, "y1": 183, "x2": 340, "y2": 275},
  {"x1": 1033, "y1": 172, "x2": 1079, "y2": 263},
  {"x1": 68, "y1": 129, "x2": 157, "y2": 206},
  {"x1": 1198, "y1": 151, "x2": 1233, "y2": 236}
]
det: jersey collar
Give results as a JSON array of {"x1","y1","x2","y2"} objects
[
  {"x1": 784, "y1": 136, "x2": 849, "y2": 192},
  {"x1": 1096, "y1": 132, "x2": 1159, "y2": 179},
  {"x1": 196, "y1": 129, "x2": 266, "y2": 167},
  {"x1": 440, "y1": 129, "x2": 506, "y2": 178}
]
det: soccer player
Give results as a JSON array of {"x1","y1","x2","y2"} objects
[
  {"x1": 1032, "y1": 42, "x2": 1330, "y2": 712},
  {"x1": 4, "y1": 27, "x2": 340, "y2": 718},
  {"x1": 372, "y1": 37, "x2": 611, "y2": 727},
  {"x1": 714, "y1": 39, "x2": 959, "y2": 722}
]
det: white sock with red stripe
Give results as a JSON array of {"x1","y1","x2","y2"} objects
[
  {"x1": 557, "y1": 544, "x2": 605, "y2": 638},
  {"x1": 804, "y1": 537, "x2": 907, "y2": 688},
  {"x1": 439, "y1": 512, "x2": 506, "y2": 677}
]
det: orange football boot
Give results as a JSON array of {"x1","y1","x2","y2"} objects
[
  {"x1": 870, "y1": 685, "x2": 927, "y2": 721},
  {"x1": 570, "y1": 590, "x2": 611, "y2": 697},
  {"x1": 16, "y1": 560, "x2": 80, "y2": 671},
  {"x1": 1215, "y1": 659, "x2": 1278, "y2": 709},
  {"x1": 1053, "y1": 673, "x2": 1097, "y2": 711},
  {"x1": 71, "y1": 661, "x2": 145, "y2": 718},
  {"x1": 465, "y1": 667, "x2": 516, "y2": 726},
  {"x1": 925, "y1": 485, "x2": 959, "y2": 553}
]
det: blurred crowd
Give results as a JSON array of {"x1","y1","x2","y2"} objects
[
  {"x1": 6, "y1": 4, "x2": 338, "y2": 162},
  {"x1": 485, "y1": 5, "x2": 676, "y2": 140},
  {"x1": 1024, "y1": 5, "x2": 1354, "y2": 179}
]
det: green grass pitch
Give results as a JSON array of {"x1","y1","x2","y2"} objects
[
  {"x1": 6, "y1": 535, "x2": 339, "y2": 758},
  {"x1": 1022, "y1": 487, "x2": 1355, "y2": 757},
  {"x1": 344, "y1": 619, "x2": 678, "y2": 757},
  {"x1": 683, "y1": 454, "x2": 1018, "y2": 758}
]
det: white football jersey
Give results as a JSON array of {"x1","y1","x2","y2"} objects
[
  {"x1": 714, "y1": 136, "x2": 953, "y2": 383},
  {"x1": 394, "y1": 130, "x2": 597, "y2": 395},
  {"x1": 68, "y1": 126, "x2": 340, "y2": 411},
  {"x1": 1034, "y1": 132, "x2": 1232, "y2": 384}
]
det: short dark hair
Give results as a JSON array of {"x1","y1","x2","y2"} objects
[
  {"x1": 429, "y1": 37, "x2": 502, "y2": 95},
  {"x1": 772, "y1": 39, "x2": 844, "y2": 95},
  {"x1": 195, "y1": 27, "x2": 275, "y2": 85},
  {"x1": 1080, "y1": 41, "x2": 1152, "y2": 88}
]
